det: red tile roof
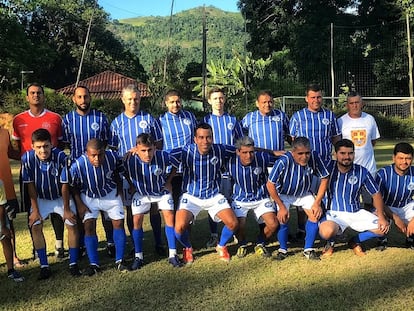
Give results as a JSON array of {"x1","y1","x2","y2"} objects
[{"x1": 56, "y1": 70, "x2": 150, "y2": 99}]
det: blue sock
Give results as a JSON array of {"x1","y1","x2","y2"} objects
[
  {"x1": 277, "y1": 224, "x2": 289, "y2": 251},
  {"x1": 68, "y1": 247, "x2": 79, "y2": 265},
  {"x1": 304, "y1": 220, "x2": 319, "y2": 250},
  {"x1": 165, "y1": 225, "x2": 176, "y2": 250},
  {"x1": 150, "y1": 213, "x2": 162, "y2": 246},
  {"x1": 175, "y1": 229, "x2": 192, "y2": 248},
  {"x1": 113, "y1": 228, "x2": 126, "y2": 262},
  {"x1": 37, "y1": 248, "x2": 48, "y2": 266},
  {"x1": 218, "y1": 226, "x2": 234, "y2": 247},
  {"x1": 132, "y1": 228, "x2": 144, "y2": 253},
  {"x1": 354, "y1": 231, "x2": 382, "y2": 243},
  {"x1": 85, "y1": 235, "x2": 99, "y2": 265}
]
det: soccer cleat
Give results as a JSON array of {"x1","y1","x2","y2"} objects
[
  {"x1": 168, "y1": 255, "x2": 183, "y2": 268},
  {"x1": 236, "y1": 246, "x2": 248, "y2": 258},
  {"x1": 376, "y1": 237, "x2": 388, "y2": 251},
  {"x1": 216, "y1": 245, "x2": 231, "y2": 262},
  {"x1": 274, "y1": 250, "x2": 288, "y2": 261},
  {"x1": 84, "y1": 264, "x2": 101, "y2": 276},
  {"x1": 69, "y1": 264, "x2": 82, "y2": 277},
  {"x1": 254, "y1": 244, "x2": 271, "y2": 258},
  {"x1": 182, "y1": 247, "x2": 194, "y2": 265},
  {"x1": 38, "y1": 266, "x2": 52, "y2": 280},
  {"x1": 7, "y1": 269, "x2": 24, "y2": 282},
  {"x1": 106, "y1": 244, "x2": 115, "y2": 258},
  {"x1": 55, "y1": 247, "x2": 66, "y2": 261},
  {"x1": 321, "y1": 241, "x2": 335, "y2": 257},
  {"x1": 155, "y1": 244, "x2": 167, "y2": 257},
  {"x1": 131, "y1": 258, "x2": 144, "y2": 271},
  {"x1": 116, "y1": 261, "x2": 130, "y2": 273},
  {"x1": 206, "y1": 235, "x2": 219, "y2": 248},
  {"x1": 349, "y1": 241, "x2": 366, "y2": 256},
  {"x1": 303, "y1": 250, "x2": 321, "y2": 261}
]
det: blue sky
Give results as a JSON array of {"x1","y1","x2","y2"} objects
[{"x1": 98, "y1": 0, "x2": 240, "y2": 19}]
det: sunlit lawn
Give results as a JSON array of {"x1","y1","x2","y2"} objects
[{"x1": 1, "y1": 139, "x2": 414, "y2": 311}]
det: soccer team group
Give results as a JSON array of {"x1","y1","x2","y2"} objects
[{"x1": 1, "y1": 82, "x2": 414, "y2": 283}]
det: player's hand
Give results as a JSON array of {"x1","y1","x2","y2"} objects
[
  {"x1": 164, "y1": 182, "x2": 172, "y2": 194},
  {"x1": 28, "y1": 210, "x2": 42, "y2": 228},
  {"x1": 393, "y1": 215, "x2": 407, "y2": 235},
  {"x1": 277, "y1": 205, "x2": 289, "y2": 224},
  {"x1": 273, "y1": 150, "x2": 286, "y2": 157},
  {"x1": 310, "y1": 203, "x2": 323, "y2": 220},
  {"x1": 378, "y1": 217, "x2": 390, "y2": 234},
  {"x1": 64, "y1": 210, "x2": 77, "y2": 225},
  {"x1": 406, "y1": 219, "x2": 414, "y2": 237},
  {"x1": 76, "y1": 202, "x2": 90, "y2": 220}
]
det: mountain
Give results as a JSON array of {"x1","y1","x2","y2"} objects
[{"x1": 108, "y1": 6, "x2": 248, "y2": 74}]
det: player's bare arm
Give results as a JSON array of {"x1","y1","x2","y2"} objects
[
  {"x1": 266, "y1": 180, "x2": 289, "y2": 224},
  {"x1": 27, "y1": 182, "x2": 42, "y2": 227},
  {"x1": 372, "y1": 192, "x2": 390, "y2": 234},
  {"x1": 62, "y1": 183, "x2": 76, "y2": 224}
]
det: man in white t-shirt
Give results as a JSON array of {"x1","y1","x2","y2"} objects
[{"x1": 338, "y1": 92, "x2": 380, "y2": 177}]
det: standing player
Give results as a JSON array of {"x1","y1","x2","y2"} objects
[
  {"x1": 241, "y1": 90, "x2": 290, "y2": 156},
  {"x1": 376, "y1": 142, "x2": 414, "y2": 248},
  {"x1": 124, "y1": 133, "x2": 180, "y2": 269},
  {"x1": 203, "y1": 87, "x2": 243, "y2": 248},
  {"x1": 62, "y1": 85, "x2": 112, "y2": 257},
  {"x1": 109, "y1": 84, "x2": 164, "y2": 256},
  {"x1": 158, "y1": 89, "x2": 198, "y2": 210},
  {"x1": 70, "y1": 139, "x2": 127, "y2": 275},
  {"x1": 227, "y1": 136, "x2": 279, "y2": 258},
  {"x1": 241, "y1": 90, "x2": 289, "y2": 256},
  {"x1": 289, "y1": 83, "x2": 341, "y2": 240},
  {"x1": 169, "y1": 123, "x2": 238, "y2": 263},
  {"x1": 319, "y1": 139, "x2": 389, "y2": 257},
  {"x1": 0, "y1": 179, "x2": 24, "y2": 282},
  {"x1": 266, "y1": 137, "x2": 329, "y2": 260},
  {"x1": 12, "y1": 82, "x2": 66, "y2": 260},
  {"x1": 22, "y1": 129, "x2": 80, "y2": 279}
]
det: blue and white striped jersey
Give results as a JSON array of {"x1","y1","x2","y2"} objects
[
  {"x1": 169, "y1": 144, "x2": 236, "y2": 199},
  {"x1": 62, "y1": 109, "x2": 110, "y2": 161},
  {"x1": 158, "y1": 110, "x2": 197, "y2": 152},
  {"x1": 241, "y1": 110, "x2": 289, "y2": 151},
  {"x1": 203, "y1": 113, "x2": 243, "y2": 145},
  {"x1": 326, "y1": 161, "x2": 378, "y2": 212},
  {"x1": 376, "y1": 165, "x2": 414, "y2": 208},
  {"x1": 289, "y1": 108, "x2": 340, "y2": 163},
  {"x1": 70, "y1": 150, "x2": 122, "y2": 198},
  {"x1": 227, "y1": 151, "x2": 274, "y2": 202},
  {"x1": 21, "y1": 148, "x2": 68, "y2": 200},
  {"x1": 268, "y1": 151, "x2": 329, "y2": 197},
  {"x1": 109, "y1": 111, "x2": 162, "y2": 156},
  {"x1": 123, "y1": 150, "x2": 170, "y2": 196}
]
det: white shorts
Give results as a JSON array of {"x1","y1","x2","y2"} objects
[
  {"x1": 81, "y1": 189, "x2": 124, "y2": 222},
  {"x1": 31, "y1": 197, "x2": 77, "y2": 226},
  {"x1": 131, "y1": 193, "x2": 174, "y2": 215},
  {"x1": 389, "y1": 202, "x2": 414, "y2": 224},
  {"x1": 325, "y1": 209, "x2": 379, "y2": 234},
  {"x1": 122, "y1": 176, "x2": 133, "y2": 206},
  {"x1": 232, "y1": 199, "x2": 275, "y2": 223},
  {"x1": 277, "y1": 193, "x2": 315, "y2": 211},
  {"x1": 179, "y1": 192, "x2": 231, "y2": 222}
]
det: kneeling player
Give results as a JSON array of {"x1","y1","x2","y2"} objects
[
  {"x1": 124, "y1": 133, "x2": 179, "y2": 269},
  {"x1": 70, "y1": 138, "x2": 127, "y2": 275},
  {"x1": 23, "y1": 129, "x2": 80, "y2": 279}
]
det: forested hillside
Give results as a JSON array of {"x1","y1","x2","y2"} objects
[{"x1": 108, "y1": 6, "x2": 249, "y2": 73}]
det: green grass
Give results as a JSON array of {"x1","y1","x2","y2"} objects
[{"x1": 2, "y1": 140, "x2": 414, "y2": 311}]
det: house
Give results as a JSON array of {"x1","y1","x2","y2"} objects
[{"x1": 56, "y1": 70, "x2": 150, "y2": 99}]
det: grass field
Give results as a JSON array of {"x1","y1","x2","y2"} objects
[{"x1": 2, "y1": 139, "x2": 414, "y2": 311}]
